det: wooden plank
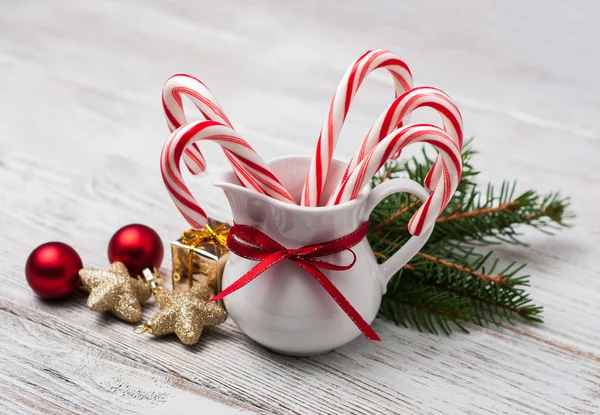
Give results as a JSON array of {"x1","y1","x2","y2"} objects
[
  {"x1": 1, "y1": 156, "x2": 598, "y2": 414},
  {"x1": 0, "y1": 0, "x2": 599, "y2": 413},
  {"x1": 0, "y1": 300, "x2": 260, "y2": 414}
]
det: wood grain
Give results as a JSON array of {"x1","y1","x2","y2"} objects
[{"x1": 0, "y1": 0, "x2": 599, "y2": 413}]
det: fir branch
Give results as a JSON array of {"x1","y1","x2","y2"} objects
[
  {"x1": 375, "y1": 240, "x2": 508, "y2": 285},
  {"x1": 370, "y1": 140, "x2": 571, "y2": 334},
  {"x1": 436, "y1": 200, "x2": 521, "y2": 224},
  {"x1": 377, "y1": 249, "x2": 543, "y2": 333},
  {"x1": 370, "y1": 175, "x2": 571, "y2": 247},
  {"x1": 378, "y1": 165, "x2": 396, "y2": 182},
  {"x1": 415, "y1": 250, "x2": 507, "y2": 285},
  {"x1": 373, "y1": 197, "x2": 420, "y2": 232},
  {"x1": 429, "y1": 188, "x2": 570, "y2": 246},
  {"x1": 380, "y1": 271, "x2": 471, "y2": 334}
]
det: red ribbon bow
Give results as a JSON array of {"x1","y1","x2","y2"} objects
[{"x1": 209, "y1": 222, "x2": 380, "y2": 341}]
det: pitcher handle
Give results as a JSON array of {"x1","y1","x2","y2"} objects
[{"x1": 359, "y1": 178, "x2": 434, "y2": 292}]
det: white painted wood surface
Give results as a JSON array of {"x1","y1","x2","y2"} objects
[{"x1": 1, "y1": 1, "x2": 599, "y2": 413}]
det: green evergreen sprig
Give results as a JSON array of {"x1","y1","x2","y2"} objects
[{"x1": 370, "y1": 142, "x2": 571, "y2": 334}]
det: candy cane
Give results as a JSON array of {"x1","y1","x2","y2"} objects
[
  {"x1": 338, "y1": 86, "x2": 463, "y2": 194},
  {"x1": 161, "y1": 120, "x2": 296, "y2": 228},
  {"x1": 328, "y1": 124, "x2": 462, "y2": 236},
  {"x1": 162, "y1": 74, "x2": 234, "y2": 174},
  {"x1": 301, "y1": 50, "x2": 413, "y2": 207}
]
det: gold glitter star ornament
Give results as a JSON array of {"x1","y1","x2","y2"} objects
[
  {"x1": 79, "y1": 261, "x2": 152, "y2": 322},
  {"x1": 137, "y1": 284, "x2": 227, "y2": 345}
]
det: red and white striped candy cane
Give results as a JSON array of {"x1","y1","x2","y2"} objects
[
  {"x1": 338, "y1": 86, "x2": 463, "y2": 195},
  {"x1": 161, "y1": 120, "x2": 296, "y2": 228},
  {"x1": 300, "y1": 50, "x2": 413, "y2": 207},
  {"x1": 328, "y1": 124, "x2": 462, "y2": 236},
  {"x1": 162, "y1": 74, "x2": 234, "y2": 174}
]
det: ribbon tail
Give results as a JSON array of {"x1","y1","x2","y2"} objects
[
  {"x1": 295, "y1": 261, "x2": 381, "y2": 342},
  {"x1": 208, "y1": 251, "x2": 288, "y2": 303}
]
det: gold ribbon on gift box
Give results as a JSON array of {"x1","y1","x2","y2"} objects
[
  {"x1": 172, "y1": 222, "x2": 230, "y2": 291},
  {"x1": 181, "y1": 223, "x2": 229, "y2": 251}
]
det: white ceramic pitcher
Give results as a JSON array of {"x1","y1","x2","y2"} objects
[{"x1": 213, "y1": 156, "x2": 433, "y2": 355}]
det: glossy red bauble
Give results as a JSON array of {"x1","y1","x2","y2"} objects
[
  {"x1": 107, "y1": 224, "x2": 164, "y2": 277},
  {"x1": 25, "y1": 242, "x2": 83, "y2": 299}
]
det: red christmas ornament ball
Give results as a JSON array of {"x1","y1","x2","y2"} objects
[
  {"x1": 25, "y1": 242, "x2": 83, "y2": 299},
  {"x1": 108, "y1": 224, "x2": 164, "y2": 277}
]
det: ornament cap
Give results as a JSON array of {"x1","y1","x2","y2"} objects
[
  {"x1": 140, "y1": 267, "x2": 163, "y2": 293},
  {"x1": 133, "y1": 322, "x2": 152, "y2": 334}
]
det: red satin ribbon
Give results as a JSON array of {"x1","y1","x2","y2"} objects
[{"x1": 208, "y1": 222, "x2": 381, "y2": 341}]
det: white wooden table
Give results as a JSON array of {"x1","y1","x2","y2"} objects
[{"x1": 1, "y1": 1, "x2": 599, "y2": 413}]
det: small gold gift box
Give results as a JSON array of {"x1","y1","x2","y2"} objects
[{"x1": 171, "y1": 219, "x2": 230, "y2": 293}]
